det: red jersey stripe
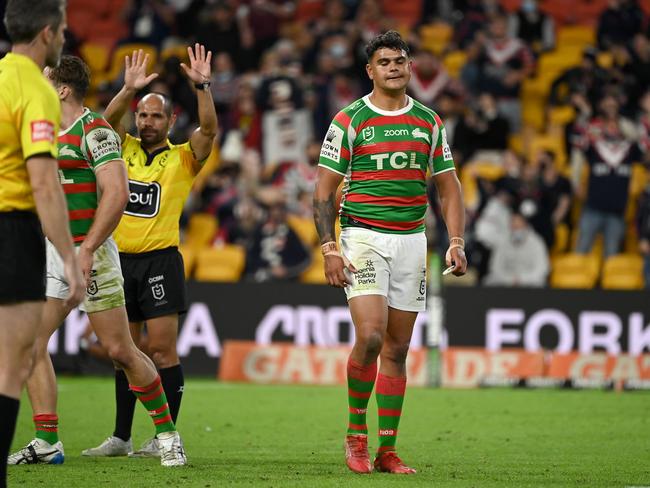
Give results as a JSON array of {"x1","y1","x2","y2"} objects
[
  {"x1": 59, "y1": 158, "x2": 89, "y2": 170},
  {"x1": 69, "y1": 209, "x2": 95, "y2": 221},
  {"x1": 342, "y1": 214, "x2": 425, "y2": 231},
  {"x1": 356, "y1": 115, "x2": 431, "y2": 131},
  {"x1": 83, "y1": 118, "x2": 112, "y2": 132},
  {"x1": 351, "y1": 169, "x2": 425, "y2": 181},
  {"x1": 63, "y1": 183, "x2": 96, "y2": 194},
  {"x1": 59, "y1": 133, "x2": 82, "y2": 146},
  {"x1": 346, "y1": 193, "x2": 428, "y2": 206},
  {"x1": 355, "y1": 141, "x2": 430, "y2": 156},
  {"x1": 377, "y1": 408, "x2": 402, "y2": 417},
  {"x1": 334, "y1": 111, "x2": 351, "y2": 128},
  {"x1": 341, "y1": 146, "x2": 350, "y2": 161},
  {"x1": 433, "y1": 147, "x2": 443, "y2": 157}
]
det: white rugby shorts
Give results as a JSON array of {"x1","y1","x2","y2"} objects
[{"x1": 340, "y1": 227, "x2": 427, "y2": 312}]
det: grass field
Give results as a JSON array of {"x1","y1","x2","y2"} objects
[{"x1": 7, "y1": 377, "x2": 650, "y2": 487}]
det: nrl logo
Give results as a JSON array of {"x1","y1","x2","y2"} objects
[
  {"x1": 412, "y1": 128, "x2": 430, "y2": 142},
  {"x1": 326, "y1": 128, "x2": 337, "y2": 143},
  {"x1": 362, "y1": 126, "x2": 374, "y2": 141},
  {"x1": 151, "y1": 283, "x2": 165, "y2": 300},
  {"x1": 87, "y1": 280, "x2": 98, "y2": 296},
  {"x1": 93, "y1": 129, "x2": 110, "y2": 143}
]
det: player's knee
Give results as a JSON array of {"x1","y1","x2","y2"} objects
[
  {"x1": 382, "y1": 342, "x2": 410, "y2": 365},
  {"x1": 106, "y1": 343, "x2": 134, "y2": 369},
  {"x1": 149, "y1": 345, "x2": 178, "y2": 368},
  {"x1": 356, "y1": 329, "x2": 384, "y2": 357}
]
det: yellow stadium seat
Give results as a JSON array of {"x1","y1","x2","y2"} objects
[
  {"x1": 194, "y1": 245, "x2": 245, "y2": 282},
  {"x1": 178, "y1": 244, "x2": 197, "y2": 279},
  {"x1": 160, "y1": 44, "x2": 190, "y2": 63},
  {"x1": 601, "y1": 253, "x2": 644, "y2": 290},
  {"x1": 184, "y1": 213, "x2": 218, "y2": 248},
  {"x1": 300, "y1": 250, "x2": 327, "y2": 284},
  {"x1": 548, "y1": 106, "x2": 576, "y2": 127},
  {"x1": 537, "y1": 49, "x2": 583, "y2": 79},
  {"x1": 550, "y1": 253, "x2": 600, "y2": 289},
  {"x1": 528, "y1": 134, "x2": 567, "y2": 169},
  {"x1": 508, "y1": 133, "x2": 524, "y2": 155},
  {"x1": 443, "y1": 51, "x2": 467, "y2": 78},
  {"x1": 557, "y1": 26, "x2": 596, "y2": 48},
  {"x1": 287, "y1": 215, "x2": 318, "y2": 249},
  {"x1": 104, "y1": 43, "x2": 157, "y2": 85},
  {"x1": 420, "y1": 22, "x2": 453, "y2": 55},
  {"x1": 79, "y1": 42, "x2": 110, "y2": 74},
  {"x1": 552, "y1": 223, "x2": 569, "y2": 255}
]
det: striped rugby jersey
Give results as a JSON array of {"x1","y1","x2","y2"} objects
[
  {"x1": 318, "y1": 94, "x2": 455, "y2": 234},
  {"x1": 57, "y1": 108, "x2": 122, "y2": 244}
]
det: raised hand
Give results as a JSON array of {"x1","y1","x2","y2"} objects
[
  {"x1": 180, "y1": 43, "x2": 212, "y2": 84},
  {"x1": 124, "y1": 49, "x2": 158, "y2": 91}
]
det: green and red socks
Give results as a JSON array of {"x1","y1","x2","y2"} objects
[
  {"x1": 34, "y1": 414, "x2": 58, "y2": 445},
  {"x1": 376, "y1": 373, "x2": 406, "y2": 453},
  {"x1": 130, "y1": 376, "x2": 175, "y2": 436},
  {"x1": 347, "y1": 358, "x2": 377, "y2": 436}
]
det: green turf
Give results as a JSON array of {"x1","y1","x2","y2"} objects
[{"x1": 8, "y1": 377, "x2": 650, "y2": 487}]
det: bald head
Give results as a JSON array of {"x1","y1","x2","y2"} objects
[
  {"x1": 137, "y1": 92, "x2": 174, "y2": 117},
  {"x1": 135, "y1": 92, "x2": 176, "y2": 148}
]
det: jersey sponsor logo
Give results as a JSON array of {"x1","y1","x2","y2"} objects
[
  {"x1": 320, "y1": 123, "x2": 344, "y2": 163},
  {"x1": 30, "y1": 120, "x2": 55, "y2": 143},
  {"x1": 370, "y1": 151, "x2": 419, "y2": 170},
  {"x1": 412, "y1": 128, "x2": 430, "y2": 143},
  {"x1": 383, "y1": 128, "x2": 408, "y2": 137},
  {"x1": 87, "y1": 128, "x2": 120, "y2": 162},
  {"x1": 362, "y1": 126, "x2": 375, "y2": 141},
  {"x1": 124, "y1": 180, "x2": 161, "y2": 218},
  {"x1": 441, "y1": 128, "x2": 453, "y2": 161}
]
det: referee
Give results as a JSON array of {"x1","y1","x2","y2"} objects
[
  {"x1": 0, "y1": 0, "x2": 84, "y2": 483},
  {"x1": 82, "y1": 45, "x2": 218, "y2": 457}
]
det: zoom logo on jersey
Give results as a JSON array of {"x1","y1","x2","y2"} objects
[
  {"x1": 124, "y1": 180, "x2": 161, "y2": 218},
  {"x1": 383, "y1": 128, "x2": 409, "y2": 137}
]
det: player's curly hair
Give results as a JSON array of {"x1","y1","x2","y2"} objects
[
  {"x1": 365, "y1": 30, "x2": 410, "y2": 62},
  {"x1": 47, "y1": 55, "x2": 91, "y2": 102}
]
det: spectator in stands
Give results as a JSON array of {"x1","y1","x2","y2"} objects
[
  {"x1": 238, "y1": 0, "x2": 296, "y2": 65},
  {"x1": 636, "y1": 164, "x2": 650, "y2": 288},
  {"x1": 483, "y1": 212, "x2": 549, "y2": 287},
  {"x1": 124, "y1": 0, "x2": 175, "y2": 49},
  {"x1": 196, "y1": 1, "x2": 255, "y2": 72},
  {"x1": 454, "y1": 0, "x2": 505, "y2": 49},
  {"x1": 408, "y1": 48, "x2": 457, "y2": 110},
  {"x1": 210, "y1": 52, "x2": 239, "y2": 120},
  {"x1": 620, "y1": 34, "x2": 650, "y2": 113},
  {"x1": 549, "y1": 47, "x2": 610, "y2": 108},
  {"x1": 538, "y1": 150, "x2": 573, "y2": 241},
  {"x1": 638, "y1": 89, "x2": 650, "y2": 153},
  {"x1": 453, "y1": 92, "x2": 510, "y2": 166},
  {"x1": 304, "y1": 0, "x2": 354, "y2": 71},
  {"x1": 575, "y1": 93, "x2": 644, "y2": 257},
  {"x1": 597, "y1": 0, "x2": 645, "y2": 50},
  {"x1": 243, "y1": 201, "x2": 311, "y2": 282},
  {"x1": 462, "y1": 14, "x2": 534, "y2": 130},
  {"x1": 517, "y1": 162, "x2": 555, "y2": 250},
  {"x1": 507, "y1": 0, "x2": 555, "y2": 56}
]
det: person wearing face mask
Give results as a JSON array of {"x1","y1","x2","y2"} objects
[
  {"x1": 507, "y1": 0, "x2": 555, "y2": 56},
  {"x1": 483, "y1": 212, "x2": 549, "y2": 286}
]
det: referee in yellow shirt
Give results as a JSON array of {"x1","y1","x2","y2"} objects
[
  {"x1": 0, "y1": 0, "x2": 84, "y2": 482},
  {"x1": 82, "y1": 46, "x2": 218, "y2": 457}
]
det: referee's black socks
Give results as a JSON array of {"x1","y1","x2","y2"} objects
[
  {"x1": 113, "y1": 369, "x2": 136, "y2": 442},
  {"x1": 0, "y1": 394, "x2": 19, "y2": 488},
  {"x1": 159, "y1": 364, "x2": 184, "y2": 425}
]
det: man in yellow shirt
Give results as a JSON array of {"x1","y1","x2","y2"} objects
[
  {"x1": 0, "y1": 0, "x2": 84, "y2": 482},
  {"x1": 83, "y1": 46, "x2": 218, "y2": 457}
]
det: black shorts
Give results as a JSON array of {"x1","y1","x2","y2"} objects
[
  {"x1": 0, "y1": 211, "x2": 46, "y2": 303},
  {"x1": 119, "y1": 246, "x2": 188, "y2": 322}
]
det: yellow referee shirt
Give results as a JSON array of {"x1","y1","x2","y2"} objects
[
  {"x1": 0, "y1": 53, "x2": 60, "y2": 212},
  {"x1": 114, "y1": 134, "x2": 202, "y2": 253}
]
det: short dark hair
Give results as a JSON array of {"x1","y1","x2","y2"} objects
[
  {"x1": 4, "y1": 0, "x2": 65, "y2": 44},
  {"x1": 365, "y1": 30, "x2": 410, "y2": 62},
  {"x1": 48, "y1": 55, "x2": 90, "y2": 101}
]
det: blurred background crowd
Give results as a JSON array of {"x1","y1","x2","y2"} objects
[{"x1": 1, "y1": 0, "x2": 650, "y2": 289}]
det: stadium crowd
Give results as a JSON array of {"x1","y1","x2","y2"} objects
[{"x1": 1, "y1": 0, "x2": 649, "y2": 288}]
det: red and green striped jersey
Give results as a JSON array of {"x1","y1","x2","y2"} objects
[
  {"x1": 57, "y1": 108, "x2": 122, "y2": 244},
  {"x1": 318, "y1": 95, "x2": 455, "y2": 234}
]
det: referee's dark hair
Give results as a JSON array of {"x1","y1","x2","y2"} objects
[
  {"x1": 365, "y1": 30, "x2": 410, "y2": 62},
  {"x1": 3, "y1": 0, "x2": 66, "y2": 44},
  {"x1": 47, "y1": 55, "x2": 90, "y2": 102}
]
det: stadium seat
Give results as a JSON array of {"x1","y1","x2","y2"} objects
[
  {"x1": 194, "y1": 245, "x2": 246, "y2": 282},
  {"x1": 548, "y1": 106, "x2": 575, "y2": 128},
  {"x1": 382, "y1": 0, "x2": 423, "y2": 28},
  {"x1": 178, "y1": 244, "x2": 197, "y2": 279},
  {"x1": 79, "y1": 42, "x2": 111, "y2": 75},
  {"x1": 160, "y1": 44, "x2": 190, "y2": 64},
  {"x1": 300, "y1": 249, "x2": 327, "y2": 284},
  {"x1": 556, "y1": 26, "x2": 596, "y2": 48},
  {"x1": 552, "y1": 223, "x2": 570, "y2": 255},
  {"x1": 601, "y1": 253, "x2": 644, "y2": 290},
  {"x1": 287, "y1": 215, "x2": 319, "y2": 249},
  {"x1": 104, "y1": 43, "x2": 157, "y2": 85},
  {"x1": 184, "y1": 213, "x2": 218, "y2": 249},
  {"x1": 443, "y1": 51, "x2": 467, "y2": 79},
  {"x1": 550, "y1": 253, "x2": 600, "y2": 289},
  {"x1": 420, "y1": 22, "x2": 453, "y2": 55}
]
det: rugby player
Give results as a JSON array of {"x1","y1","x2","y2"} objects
[
  {"x1": 8, "y1": 55, "x2": 186, "y2": 467},
  {"x1": 313, "y1": 31, "x2": 467, "y2": 474},
  {"x1": 82, "y1": 45, "x2": 217, "y2": 458}
]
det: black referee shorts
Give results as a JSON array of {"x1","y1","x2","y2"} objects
[
  {"x1": 119, "y1": 246, "x2": 187, "y2": 323},
  {"x1": 0, "y1": 211, "x2": 46, "y2": 303}
]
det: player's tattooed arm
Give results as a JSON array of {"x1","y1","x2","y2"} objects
[{"x1": 313, "y1": 167, "x2": 343, "y2": 244}]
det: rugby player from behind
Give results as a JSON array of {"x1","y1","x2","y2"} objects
[
  {"x1": 313, "y1": 31, "x2": 467, "y2": 474},
  {"x1": 8, "y1": 55, "x2": 187, "y2": 467}
]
